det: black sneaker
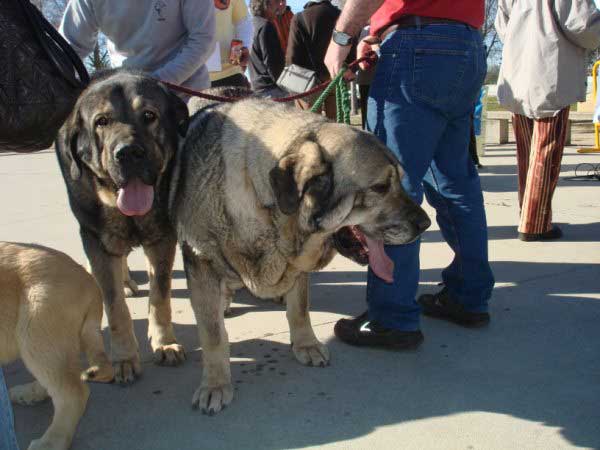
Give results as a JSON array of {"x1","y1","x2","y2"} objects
[
  {"x1": 334, "y1": 312, "x2": 424, "y2": 350},
  {"x1": 418, "y1": 288, "x2": 490, "y2": 328}
]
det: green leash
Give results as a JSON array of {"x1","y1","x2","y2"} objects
[{"x1": 309, "y1": 68, "x2": 351, "y2": 125}]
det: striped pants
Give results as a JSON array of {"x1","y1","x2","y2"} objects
[{"x1": 512, "y1": 107, "x2": 570, "y2": 234}]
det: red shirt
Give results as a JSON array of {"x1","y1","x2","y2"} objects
[{"x1": 370, "y1": 0, "x2": 484, "y2": 36}]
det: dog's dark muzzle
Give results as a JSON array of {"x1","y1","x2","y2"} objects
[
  {"x1": 115, "y1": 143, "x2": 145, "y2": 164},
  {"x1": 112, "y1": 143, "x2": 158, "y2": 186}
]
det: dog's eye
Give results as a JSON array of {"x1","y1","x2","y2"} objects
[
  {"x1": 371, "y1": 183, "x2": 389, "y2": 194},
  {"x1": 143, "y1": 111, "x2": 157, "y2": 123},
  {"x1": 95, "y1": 116, "x2": 109, "y2": 128}
]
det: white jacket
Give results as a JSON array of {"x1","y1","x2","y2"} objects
[{"x1": 495, "y1": 0, "x2": 600, "y2": 118}]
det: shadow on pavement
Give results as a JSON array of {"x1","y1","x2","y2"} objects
[{"x1": 9, "y1": 259, "x2": 598, "y2": 449}]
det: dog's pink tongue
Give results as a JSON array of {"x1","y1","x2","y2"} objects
[
  {"x1": 116, "y1": 179, "x2": 154, "y2": 216},
  {"x1": 364, "y1": 235, "x2": 394, "y2": 283}
]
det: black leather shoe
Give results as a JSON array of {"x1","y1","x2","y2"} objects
[
  {"x1": 334, "y1": 312, "x2": 424, "y2": 349},
  {"x1": 518, "y1": 225, "x2": 562, "y2": 242},
  {"x1": 418, "y1": 288, "x2": 490, "y2": 328}
]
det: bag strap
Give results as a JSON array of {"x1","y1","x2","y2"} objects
[{"x1": 15, "y1": 0, "x2": 90, "y2": 88}]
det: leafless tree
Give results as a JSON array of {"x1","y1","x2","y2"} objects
[{"x1": 482, "y1": 0, "x2": 501, "y2": 63}]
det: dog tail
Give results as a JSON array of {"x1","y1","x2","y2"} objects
[{"x1": 80, "y1": 281, "x2": 114, "y2": 383}]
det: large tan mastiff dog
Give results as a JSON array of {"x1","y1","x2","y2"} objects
[{"x1": 170, "y1": 97, "x2": 431, "y2": 414}]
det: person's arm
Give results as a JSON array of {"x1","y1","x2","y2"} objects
[
  {"x1": 493, "y1": 0, "x2": 513, "y2": 43},
  {"x1": 59, "y1": 0, "x2": 99, "y2": 60},
  {"x1": 261, "y1": 22, "x2": 286, "y2": 82},
  {"x1": 553, "y1": 0, "x2": 600, "y2": 50},
  {"x1": 324, "y1": 0, "x2": 384, "y2": 77},
  {"x1": 152, "y1": 0, "x2": 216, "y2": 85}
]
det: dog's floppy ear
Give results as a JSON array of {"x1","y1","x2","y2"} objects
[
  {"x1": 58, "y1": 110, "x2": 85, "y2": 181},
  {"x1": 166, "y1": 88, "x2": 190, "y2": 137},
  {"x1": 269, "y1": 154, "x2": 300, "y2": 214},
  {"x1": 269, "y1": 141, "x2": 332, "y2": 216}
]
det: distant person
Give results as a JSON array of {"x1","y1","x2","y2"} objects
[
  {"x1": 60, "y1": 0, "x2": 216, "y2": 92},
  {"x1": 495, "y1": 0, "x2": 600, "y2": 241},
  {"x1": 286, "y1": 0, "x2": 345, "y2": 119},
  {"x1": 209, "y1": 0, "x2": 253, "y2": 88},
  {"x1": 273, "y1": 0, "x2": 294, "y2": 52},
  {"x1": 248, "y1": 0, "x2": 286, "y2": 97}
]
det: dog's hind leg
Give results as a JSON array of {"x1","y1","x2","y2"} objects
[
  {"x1": 17, "y1": 323, "x2": 89, "y2": 450},
  {"x1": 122, "y1": 256, "x2": 139, "y2": 298},
  {"x1": 81, "y1": 229, "x2": 141, "y2": 384},
  {"x1": 182, "y1": 244, "x2": 233, "y2": 415},
  {"x1": 285, "y1": 273, "x2": 330, "y2": 367},
  {"x1": 80, "y1": 287, "x2": 114, "y2": 383},
  {"x1": 9, "y1": 381, "x2": 48, "y2": 405},
  {"x1": 144, "y1": 238, "x2": 185, "y2": 366},
  {"x1": 222, "y1": 282, "x2": 235, "y2": 317}
]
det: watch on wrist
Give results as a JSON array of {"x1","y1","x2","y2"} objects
[{"x1": 332, "y1": 29, "x2": 353, "y2": 46}]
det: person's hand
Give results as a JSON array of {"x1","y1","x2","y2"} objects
[
  {"x1": 239, "y1": 47, "x2": 249, "y2": 68},
  {"x1": 324, "y1": 40, "x2": 352, "y2": 78},
  {"x1": 230, "y1": 44, "x2": 243, "y2": 66},
  {"x1": 357, "y1": 38, "x2": 376, "y2": 71}
]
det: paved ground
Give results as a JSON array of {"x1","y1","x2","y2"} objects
[{"x1": 2, "y1": 133, "x2": 600, "y2": 450}]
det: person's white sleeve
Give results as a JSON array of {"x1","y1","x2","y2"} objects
[
  {"x1": 235, "y1": 16, "x2": 254, "y2": 48},
  {"x1": 493, "y1": 0, "x2": 512, "y2": 43},
  {"x1": 59, "y1": 0, "x2": 99, "y2": 60},
  {"x1": 153, "y1": 0, "x2": 217, "y2": 85},
  {"x1": 554, "y1": 0, "x2": 600, "y2": 50}
]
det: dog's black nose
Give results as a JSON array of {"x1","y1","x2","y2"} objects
[
  {"x1": 114, "y1": 144, "x2": 145, "y2": 163},
  {"x1": 416, "y1": 215, "x2": 431, "y2": 234}
]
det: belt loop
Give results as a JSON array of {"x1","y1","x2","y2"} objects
[{"x1": 415, "y1": 15, "x2": 422, "y2": 30}]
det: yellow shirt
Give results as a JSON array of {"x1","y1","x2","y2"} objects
[{"x1": 209, "y1": 0, "x2": 250, "y2": 82}]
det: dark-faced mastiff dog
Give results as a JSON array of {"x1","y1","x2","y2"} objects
[
  {"x1": 55, "y1": 70, "x2": 189, "y2": 383},
  {"x1": 170, "y1": 97, "x2": 431, "y2": 414}
]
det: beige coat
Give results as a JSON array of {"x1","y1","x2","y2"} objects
[{"x1": 495, "y1": 0, "x2": 600, "y2": 118}]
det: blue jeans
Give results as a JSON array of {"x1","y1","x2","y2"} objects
[
  {"x1": 365, "y1": 22, "x2": 495, "y2": 331},
  {"x1": 0, "y1": 369, "x2": 19, "y2": 450}
]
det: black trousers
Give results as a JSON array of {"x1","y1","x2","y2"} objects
[{"x1": 210, "y1": 73, "x2": 250, "y2": 88}]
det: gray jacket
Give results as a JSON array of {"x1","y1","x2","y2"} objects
[
  {"x1": 60, "y1": 0, "x2": 216, "y2": 90},
  {"x1": 495, "y1": 0, "x2": 600, "y2": 118}
]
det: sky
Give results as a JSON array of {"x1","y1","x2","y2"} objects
[{"x1": 285, "y1": 0, "x2": 307, "y2": 12}]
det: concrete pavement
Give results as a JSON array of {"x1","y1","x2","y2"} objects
[{"x1": 2, "y1": 137, "x2": 599, "y2": 450}]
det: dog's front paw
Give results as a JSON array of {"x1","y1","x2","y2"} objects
[
  {"x1": 81, "y1": 364, "x2": 115, "y2": 383},
  {"x1": 9, "y1": 382, "x2": 48, "y2": 405},
  {"x1": 153, "y1": 344, "x2": 186, "y2": 366},
  {"x1": 113, "y1": 355, "x2": 142, "y2": 384},
  {"x1": 292, "y1": 341, "x2": 330, "y2": 367},
  {"x1": 191, "y1": 384, "x2": 234, "y2": 415}
]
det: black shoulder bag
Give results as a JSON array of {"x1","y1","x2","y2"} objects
[{"x1": 0, "y1": 0, "x2": 89, "y2": 153}]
